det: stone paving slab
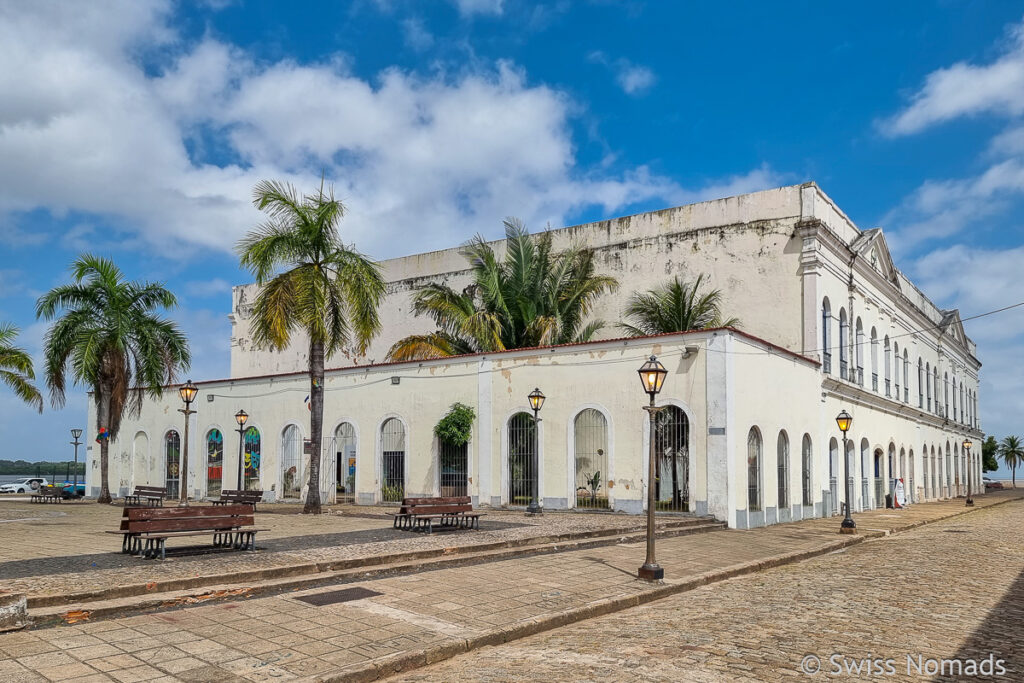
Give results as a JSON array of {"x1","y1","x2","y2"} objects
[
  {"x1": 0, "y1": 501, "x2": 655, "y2": 602},
  {"x1": 0, "y1": 490, "x2": 1016, "y2": 682},
  {"x1": 389, "y1": 492, "x2": 1024, "y2": 682}
]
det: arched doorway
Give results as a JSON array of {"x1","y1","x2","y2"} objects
[
  {"x1": 164, "y1": 431, "x2": 180, "y2": 498},
  {"x1": 439, "y1": 436, "x2": 468, "y2": 498},
  {"x1": 132, "y1": 431, "x2": 149, "y2": 488},
  {"x1": 873, "y1": 449, "x2": 884, "y2": 509},
  {"x1": 281, "y1": 425, "x2": 302, "y2": 500},
  {"x1": 574, "y1": 409, "x2": 609, "y2": 509},
  {"x1": 507, "y1": 412, "x2": 536, "y2": 507},
  {"x1": 829, "y1": 438, "x2": 839, "y2": 514},
  {"x1": 654, "y1": 406, "x2": 689, "y2": 512},
  {"x1": 860, "y1": 439, "x2": 870, "y2": 510},
  {"x1": 380, "y1": 418, "x2": 406, "y2": 502},
  {"x1": 206, "y1": 429, "x2": 223, "y2": 498},
  {"x1": 243, "y1": 427, "x2": 261, "y2": 491},
  {"x1": 335, "y1": 423, "x2": 356, "y2": 504}
]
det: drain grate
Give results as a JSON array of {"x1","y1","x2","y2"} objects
[{"x1": 296, "y1": 587, "x2": 382, "y2": 606}]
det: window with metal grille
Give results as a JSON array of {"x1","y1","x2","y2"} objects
[
  {"x1": 654, "y1": 406, "x2": 689, "y2": 512},
  {"x1": 801, "y1": 434, "x2": 812, "y2": 506},
  {"x1": 507, "y1": 412, "x2": 536, "y2": 506},
  {"x1": 281, "y1": 424, "x2": 302, "y2": 499},
  {"x1": 380, "y1": 418, "x2": 405, "y2": 502},
  {"x1": 206, "y1": 429, "x2": 223, "y2": 498},
  {"x1": 165, "y1": 430, "x2": 180, "y2": 498},
  {"x1": 439, "y1": 438, "x2": 468, "y2": 497},
  {"x1": 335, "y1": 422, "x2": 356, "y2": 503},
  {"x1": 747, "y1": 427, "x2": 762, "y2": 512},
  {"x1": 574, "y1": 409, "x2": 609, "y2": 509},
  {"x1": 777, "y1": 431, "x2": 789, "y2": 510}
]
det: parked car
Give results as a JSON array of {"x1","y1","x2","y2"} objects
[
  {"x1": 983, "y1": 477, "x2": 1004, "y2": 490},
  {"x1": 0, "y1": 477, "x2": 50, "y2": 494},
  {"x1": 61, "y1": 482, "x2": 86, "y2": 499}
]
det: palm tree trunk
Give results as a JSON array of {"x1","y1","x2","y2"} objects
[
  {"x1": 97, "y1": 391, "x2": 112, "y2": 504},
  {"x1": 304, "y1": 339, "x2": 324, "y2": 514}
]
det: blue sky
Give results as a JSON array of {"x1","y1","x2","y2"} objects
[{"x1": 1, "y1": 1, "x2": 1023, "y2": 478}]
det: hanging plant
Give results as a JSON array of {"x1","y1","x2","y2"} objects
[{"x1": 435, "y1": 403, "x2": 476, "y2": 446}]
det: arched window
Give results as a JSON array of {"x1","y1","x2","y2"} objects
[
  {"x1": 952, "y1": 376, "x2": 958, "y2": 421},
  {"x1": 903, "y1": 351, "x2": 910, "y2": 402},
  {"x1": 654, "y1": 406, "x2": 690, "y2": 512},
  {"x1": 801, "y1": 434, "x2": 812, "y2": 507},
  {"x1": 381, "y1": 418, "x2": 406, "y2": 502},
  {"x1": 933, "y1": 366, "x2": 939, "y2": 414},
  {"x1": 855, "y1": 318, "x2": 865, "y2": 385},
  {"x1": 777, "y1": 431, "x2": 789, "y2": 510},
  {"x1": 925, "y1": 362, "x2": 932, "y2": 411},
  {"x1": 960, "y1": 384, "x2": 965, "y2": 423},
  {"x1": 943, "y1": 373, "x2": 949, "y2": 418},
  {"x1": 893, "y1": 342, "x2": 900, "y2": 399},
  {"x1": 165, "y1": 430, "x2": 181, "y2": 498},
  {"x1": 335, "y1": 423, "x2": 357, "y2": 503},
  {"x1": 508, "y1": 412, "x2": 537, "y2": 506},
  {"x1": 747, "y1": 428, "x2": 762, "y2": 512},
  {"x1": 839, "y1": 309, "x2": 849, "y2": 379},
  {"x1": 829, "y1": 437, "x2": 839, "y2": 514},
  {"x1": 281, "y1": 424, "x2": 303, "y2": 499},
  {"x1": 206, "y1": 429, "x2": 223, "y2": 497},
  {"x1": 870, "y1": 327, "x2": 878, "y2": 391},
  {"x1": 883, "y1": 336, "x2": 891, "y2": 396},
  {"x1": 918, "y1": 358, "x2": 924, "y2": 408},
  {"x1": 821, "y1": 298, "x2": 832, "y2": 374},
  {"x1": 243, "y1": 427, "x2": 261, "y2": 491},
  {"x1": 575, "y1": 409, "x2": 609, "y2": 509}
]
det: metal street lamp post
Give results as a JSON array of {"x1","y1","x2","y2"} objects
[
  {"x1": 235, "y1": 410, "x2": 249, "y2": 491},
  {"x1": 638, "y1": 355, "x2": 668, "y2": 581},
  {"x1": 70, "y1": 429, "x2": 83, "y2": 499},
  {"x1": 177, "y1": 380, "x2": 198, "y2": 507},
  {"x1": 526, "y1": 388, "x2": 545, "y2": 515},
  {"x1": 963, "y1": 438, "x2": 974, "y2": 506},
  {"x1": 836, "y1": 410, "x2": 856, "y2": 534}
]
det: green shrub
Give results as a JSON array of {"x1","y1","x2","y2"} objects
[{"x1": 435, "y1": 403, "x2": 476, "y2": 446}]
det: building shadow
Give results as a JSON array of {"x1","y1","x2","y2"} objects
[{"x1": 940, "y1": 567, "x2": 1024, "y2": 681}]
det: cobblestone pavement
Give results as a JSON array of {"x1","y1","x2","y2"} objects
[
  {"x1": 0, "y1": 500, "x2": 649, "y2": 600},
  {"x1": 0, "y1": 492, "x2": 1017, "y2": 682},
  {"x1": 391, "y1": 497, "x2": 1024, "y2": 683}
]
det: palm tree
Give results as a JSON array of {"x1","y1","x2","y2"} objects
[
  {"x1": 999, "y1": 435, "x2": 1022, "y2": 488},
  {"x1": 36, "y1": 256, "x2": 190, "y2": 504},
  {"x1": 387, "y1": 219, "x2": 618, "y2": 361},
  {"x1": 238, "y1": 179, "x2": 385, "y2": 514},
  {"x1": 0, "y1": 323, "x2": 42, "y2": 412},
  {"x1": 620, "y1": 273, "x2": 739, "y2": 337}
]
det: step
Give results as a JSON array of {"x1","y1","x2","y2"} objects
[{"x1": 29, "y1": 522, "x2": 727, "y2": 626}]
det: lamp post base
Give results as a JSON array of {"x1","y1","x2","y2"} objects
[
  {"x1": 177, "y1": 500, "x2": 190, "y2": 508},
  {"x1": 965, "y1": 497, "x2": 974, "y2": 506},
  {"x1": 839, "y1": 518, "x2": 857, "y2": 534},
  {"x1": 526, "y1": 499, "x2": 542, "y2": 515},
  {"x1": 637, "y1": 563, "x2": 664, "y2": 581}
]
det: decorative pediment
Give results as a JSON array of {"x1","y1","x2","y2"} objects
[
  {"x1": 939, "y1": 309, "x2": 969, "y2": 347},
  {"x1": 850, "y1": 228, "x2": 900, "y2": 289}
]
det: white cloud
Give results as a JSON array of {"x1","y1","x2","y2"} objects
[
  {"x1": 401, "y1": 17, "x2": 434, "y2": 51},
  {"x1": 184, "y1": 278, "x2": 233, "y2": 298},
  {"x1": 881, "y1": 18, "x2": 1024, "y2": 136},
  {"x1": 451, "y1": 0, "x2": 504, "y2": 17},
  {"x1": 0, "y1": 4, "x2": 774, "y2": 264},
  {"x1": 588, "y1": 51, "x2": 656, "y2": 96}
]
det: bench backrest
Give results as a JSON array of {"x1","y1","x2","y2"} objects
[
  {"x1": 218, "y1": 489, "x2": 263, "y2": 502},
  {"x1": 132, "y1": 486, "x2": 167, "y2": 496},
  {"x1": 398, "y1": 496, "x2": 473, "y2": 515},
  {"x1": 119, "y1": 504, "x2": 255, "y2": 532}
]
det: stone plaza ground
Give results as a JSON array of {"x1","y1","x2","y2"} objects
[{"x1": 0, "y1": 490, "x2": 1020, "y2": 681}]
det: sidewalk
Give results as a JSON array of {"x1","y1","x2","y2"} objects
[{"x1": 0, "y1": 491, "x2": 1019, "y2": 682}]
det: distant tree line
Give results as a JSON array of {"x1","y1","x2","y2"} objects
[{"x1": 0, "y1": 459, "x2": 86, "y2": 476}]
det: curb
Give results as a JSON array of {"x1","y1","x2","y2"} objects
[{"x1": 324, "y1": 495, "x2": 1022, "y2": 682}]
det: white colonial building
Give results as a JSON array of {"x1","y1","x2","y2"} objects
[{"x1": 86, "y1": 183, "x2": 984, "y2": 528}]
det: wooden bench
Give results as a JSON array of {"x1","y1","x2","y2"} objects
[
  {"x1": 30, "y1": 485, "x2": 63, "y2": 503},
  {"x1": 211, "y1": 489, "x2": 263, "y2": 509},
  {"x1": 107, "y1": 504, "x2": 265, "y2": 560},
  {"x1": 389, "y1": 496, "x2": 484, "y2": 534},
  {"x1": 124, "y1": 485, "x2": 167, "y2": 507}
]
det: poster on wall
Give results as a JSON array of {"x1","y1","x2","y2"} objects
[{"x1": 894, "y1": 478, "x2": 907, "y2": 508}]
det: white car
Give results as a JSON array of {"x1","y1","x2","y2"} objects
[{"x1": 0, "y1": 477, "x2": 50, "y2": 494}]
